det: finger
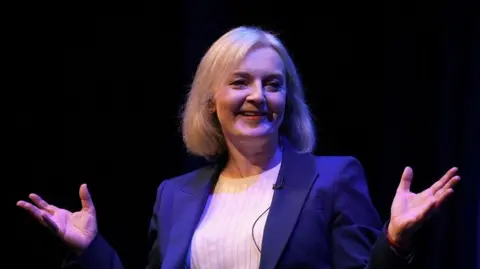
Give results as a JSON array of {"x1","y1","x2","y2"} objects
[
  {"x1": 28, "y1": 193, "x2": 57, "y2": 214},
  {"x1": 418, "y1": 187, "x2": 456, "y2": 223},
  {"x1": 431, "y1": 167, "x2": 458, "y2": 194},
  {"x1": 79, "y1": 184, "x2": 95, "y2": 212},
  {"x1": 418, "y1": 187, "x2": 455, "y2": 221},
  {"x1": 16, "y1": 200, "x2": 47, "y2": 226},
  {"x1": 41, "y1": 212, "x2": 60, "y2": 234},
  {"x1": 438, "y1": 175, "x2": 461, "y2": 194},
  {"x1": 398, "y1": 166, "x2": 413, "y2": 192},
  {"x1": 434, "y1": 188, "x2": 455, "y2": 208}
]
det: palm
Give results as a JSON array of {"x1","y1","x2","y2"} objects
[
  {"x1": 388, "y1": 167, "x2": 460, "y2": 245},
  {"x1": 391, "y1": 190, "x2": 430, "y2": 230},
  {"x1": 50, "y1": 208, "x2": 97, "y2": 248},
  {"x1": 17, "y1": 184, "x2": 98, "y2": 252}
]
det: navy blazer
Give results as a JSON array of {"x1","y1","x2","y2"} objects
[{"x1": 75, "y1": 144, "x2": 413, "y2": 269}]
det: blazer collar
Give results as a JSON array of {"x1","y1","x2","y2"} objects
[
  {"x1": 259, "y1": 141, "x2": 319, "y2": 269},
  {"x1": 162, "y1": 141, "x2": 318, "y2": 269},
  {"x1": 161, "y1": 156, "x2": 226, "y2": 268}
]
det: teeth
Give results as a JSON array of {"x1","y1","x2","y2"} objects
[{"x1": 243, "y1": 112, "x2": 262, "y2": 116}]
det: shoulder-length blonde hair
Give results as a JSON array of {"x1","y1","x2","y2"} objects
[{"x1": 181, "y1": 26, "x2": 316, "y2": 160}]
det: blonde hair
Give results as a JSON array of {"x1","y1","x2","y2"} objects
[{"x1": 181, "y1": 26, "x2": 316, "y2": 160}]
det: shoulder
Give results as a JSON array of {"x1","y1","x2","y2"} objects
[
  {"x1": 312, "y1": 155, "x2": 365, "y2": 177},
  {"x1": 308, "y1": 155, "x2": 369, "y2": 192},
  {"x1": 154, "y1": 164, "x2": 215, "y2": 197},
  {"x1": 312, "y1": 155, "x2": 363, "y2": 169}
]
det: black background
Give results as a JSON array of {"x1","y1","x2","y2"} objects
[{"x1": 12, "y1": 0, "x2": 479, "y2": 268}]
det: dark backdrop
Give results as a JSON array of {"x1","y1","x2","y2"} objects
[{"x1": 12, "y1": 0, "x2": 479, "y2": 268}]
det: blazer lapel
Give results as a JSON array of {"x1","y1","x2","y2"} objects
[
  {"x1": 162, "y1": 159, "x2": 226, "y2": 269},
  {"x1": 259, "y1": 144, "x2": 319, "y2": 269}
]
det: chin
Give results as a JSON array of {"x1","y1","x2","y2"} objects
[
  {"x1": 236, "y1": 127, "x2": 276, "y2": 138},
  {"x1": 229, "y1": 121, "x2": 280, "y2": 139}
]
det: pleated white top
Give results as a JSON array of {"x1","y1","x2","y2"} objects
[{"x1": 189, "y1": 157, "x2": 281, "y2": 269}]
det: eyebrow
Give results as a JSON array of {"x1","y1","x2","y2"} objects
[{"x1": 232, "y1": 71, "x2": 284, "y2": 80}]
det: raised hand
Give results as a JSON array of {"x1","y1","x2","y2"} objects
[
  {"x1": 387, "y1": 167, "x2": 460, "y2": 247},
  {"x1": 16, "y1": 184, "x2": 98, "y2": 254}
]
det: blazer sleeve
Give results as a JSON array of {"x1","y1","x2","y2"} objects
[
  {"x1": 62, "y1": 182, "x2": 166, "y2": 269},
  {"x1": 331, "y1": 157, "x2": 413, "y2": 269}
]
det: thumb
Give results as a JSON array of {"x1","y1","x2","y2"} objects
[
  {"x1": 79, "y1": 184, "x2": 95, "y2": 212},
  {"x1": 398, "y1": 166, "x2": 413, "y2": 192}
]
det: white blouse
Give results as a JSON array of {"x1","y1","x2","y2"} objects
[{"x1": 189, "y1": 160, "x2": 281, "y2": 269}]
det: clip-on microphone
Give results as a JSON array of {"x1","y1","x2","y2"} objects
[{"x1": 272, "y1": 176, "x2": 284, "y2": 190}]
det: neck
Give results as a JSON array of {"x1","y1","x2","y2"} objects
[{"x1": 222, "y1": 136, "x2": 282, "y2": 178}]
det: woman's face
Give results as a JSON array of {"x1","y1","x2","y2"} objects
[{"x1": 214, "y1": 46, "x2": 286, "y2": 141}]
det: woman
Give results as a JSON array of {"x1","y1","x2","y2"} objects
[{"x1": 17, "y1": 26, "x2": 460, "y2": 269}]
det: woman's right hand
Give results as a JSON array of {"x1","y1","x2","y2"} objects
[{"x1": 16, "y1": 184, "x2": 98, "y2": 255}]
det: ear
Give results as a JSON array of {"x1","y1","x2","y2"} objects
[{"x1": 208, "y1": 99, "x2": 216, "y2": 113}]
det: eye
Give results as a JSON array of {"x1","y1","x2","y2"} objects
[
  {"x1": 230, "y1": 79, "x2": 248, "y2": 89},
  {"x1": 231, "y1": 79, "x2": 246, "y2": 85},
  {"x1": 265, "y1": 80, "x2": 283, "y2": 91}
]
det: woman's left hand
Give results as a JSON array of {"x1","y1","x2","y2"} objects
[{"x1": 388, "y1": 166, "x2": 460, "y2": 247}]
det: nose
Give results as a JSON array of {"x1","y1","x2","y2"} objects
[{"x1": 246, "y1": 80, "x2": 266, "y2": 104}]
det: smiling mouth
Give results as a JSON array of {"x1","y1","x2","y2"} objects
[
  {"x1": 238, "y1": 111, "x2": 269, "y2": 116},
  {"x1": 237, "y1": 111, "x2": 272, "y2": 121}
]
